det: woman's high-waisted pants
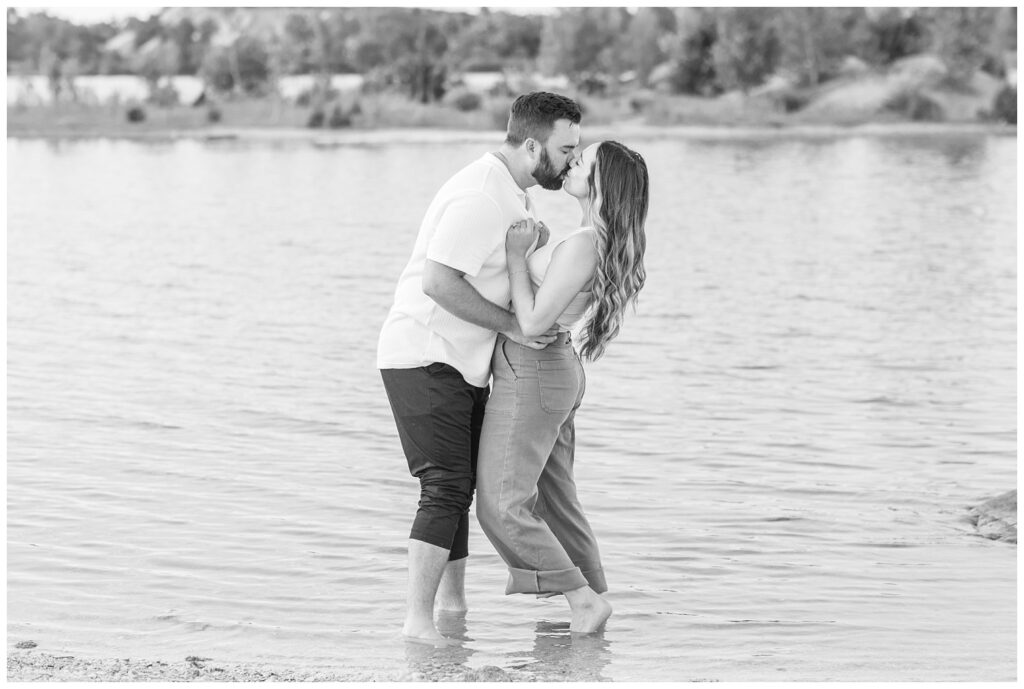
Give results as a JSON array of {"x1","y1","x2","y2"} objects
[{"x1": 476, "y1": 332, "x2": 607, "y2": 595}]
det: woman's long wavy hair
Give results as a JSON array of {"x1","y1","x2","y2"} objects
[{"x1": 579, "y1": 140, "x2": 649, "y2": 361}]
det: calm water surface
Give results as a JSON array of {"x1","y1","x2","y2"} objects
[{"x1": 7, "y1": 131, "x2": 1016, "y2": 681}]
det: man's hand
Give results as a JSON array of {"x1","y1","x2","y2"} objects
[
  {"x1": 534, "y1": 221, "x2": 550, "y2": 252},
  {"x1": 503, "y1": 321, "x2": 559, "y2": 350}
]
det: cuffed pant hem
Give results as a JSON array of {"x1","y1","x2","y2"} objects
[
  {"x1": 504, "y1": 566, "x2": 589, "y2": 595},
  {"x1": 581, "y1": 567, "x2": 608, "y2": 594}
]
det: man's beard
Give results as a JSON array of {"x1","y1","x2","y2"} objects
[{"x1": 534, "y1": 148, "x2": 567, "y2": 191}]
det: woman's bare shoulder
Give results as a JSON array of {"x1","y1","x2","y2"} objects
[
  {"x1": 558, "y1": 227, "x2": 599, "y2": 259},
  {"x1": 549, "y1": 227, "x2": 599, "y2": 282}
]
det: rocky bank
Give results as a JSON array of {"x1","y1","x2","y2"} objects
[{"x1": 967, "y1": 490, "x2": 1017, "y2": 544}]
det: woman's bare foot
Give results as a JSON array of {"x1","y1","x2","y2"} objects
[{"x1": 564, "y1": 586, "x2": 612, "y2": 633}]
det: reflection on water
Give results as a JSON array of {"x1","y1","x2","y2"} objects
[
  {"x1": 6, "y1": 132, "x2": 1016, "y2": 681},
  {"x1": 510, "y1": 621, "x2": 611, "y2": 682},
  {"x1": 403, "y1": 614, "x2": 476, "y2": 681},
  {"x1": 402, "y1": 618, "x2": 612, "y2": 682}
]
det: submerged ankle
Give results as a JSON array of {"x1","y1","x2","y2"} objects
[
  {"x1": 435, "y1": 601, "x2": 467, "y2": 613},
  {"x1": 403, "y1": 618, "x2": 444, "y2": 640}
]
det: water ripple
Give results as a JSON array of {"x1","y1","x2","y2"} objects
[{"x1": 6, "y1": 134, "x2": 1015, "y2": 681}]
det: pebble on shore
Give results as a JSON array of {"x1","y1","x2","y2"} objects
[{"x1": 6, "y1": 650, "x2": 567, "y2": 682}]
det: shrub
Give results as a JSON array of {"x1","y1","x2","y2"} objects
[
  {"x1": 487, "y1": 80, "x2": 515, "y2": 98},
  {"x1": 442, "y1": 87, "x2": 484, "y2": 113},
  {"x1": 576, "y1": 73, "x2": 608, "y2": 96},
  {"x1": 452, "y1": 90, "x2": 483, "y2": 112},
  {"x1": 885, "y1": 90, "x2": 944, "y2": 121},
  {"x1": 780, "y1": 91, "x2": 811, "y2": 113},
  {"x1": 126, "y1": 105, "x2": 146, "y2": 123},
  {"x1": 307, "y1": 108, "x2": 325, "y2": 128},
  {"x1": 487, "y1": 97, "x2": 515, "y2": 129},
  {"x1": 148, "y1": 83, "x2": 179, "y2": 108},
  {"x1": 296, "y1": 85, "x2": 340, "y2": 108},
  {"x1": 629, "y1": 92, "x2": 656, "y2": 114},
  {"x1": 327, "y1": 104, "x2": 351, "y2": 128},
  {"x1": 992, "y1": 86, "x2": 1016, "y2": 124},
  {"x1": 206, "y1": 106, "x2": 222, "y2": 124}
]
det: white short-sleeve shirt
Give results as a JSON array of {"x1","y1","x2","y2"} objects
[{"x1": 377, "y1": 153, "x2": 534, "y2": 388}]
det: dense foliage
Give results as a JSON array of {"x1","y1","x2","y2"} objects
[{"x1": 7, "y1": 6, "x2": 1016, "y2": 99}]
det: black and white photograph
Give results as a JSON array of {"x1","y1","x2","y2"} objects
[{"x1": 6, "y1": 3, "x2": 1017, "y2": 682}]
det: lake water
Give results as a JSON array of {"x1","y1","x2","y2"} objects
[{"x1": 7, "y1": 129, "x2": 1016, "y2": 681}]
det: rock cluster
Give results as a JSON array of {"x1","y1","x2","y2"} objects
[{"x1": 967, "y1": 490, "x2": 1016, "y2": 543}]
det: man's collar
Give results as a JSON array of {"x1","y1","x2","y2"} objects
[{"x1": 484, "y1": 152, "x2": 528, "y2": 198}]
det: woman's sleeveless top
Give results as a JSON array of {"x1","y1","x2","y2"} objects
[{"x1": 525, "y1": 226, "x2": 596, "y2": 332}]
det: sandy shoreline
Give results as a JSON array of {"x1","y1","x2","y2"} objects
[
  {"x1": 6, "y1": 650, "x2": 573, "y2": 682},
  {"x1": 6, "y1": 121, "x2": 1015, "y2": 145}
]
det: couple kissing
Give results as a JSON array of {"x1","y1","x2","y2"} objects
[{"x1": 378, "y1": 91, "x2": 649, "y2": 643}]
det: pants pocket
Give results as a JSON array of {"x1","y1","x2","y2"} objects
[
  {"x1": 497, "y1": 338, "x2": 519, "y2": 380},
  {"x1": 536, "y1": 359, "x2": 578, "y2": 413}
]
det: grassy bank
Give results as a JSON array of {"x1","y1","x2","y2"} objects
[
  {"x1": 5, "y1": 91, "x2": 635, "y2": 138},
  {"x1": 7, "y1": 83, "x2": 1015, "y2": 140}
]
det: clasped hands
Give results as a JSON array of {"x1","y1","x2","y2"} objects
[
  {"x1": 504, "y1": 217, "x2": 557, "y2": 350},
  {"x1": 506, "y1": 217, "x2": 550, "y2": 256}
]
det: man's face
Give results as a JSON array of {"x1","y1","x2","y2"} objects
[{"x1": 532, "y1": 119, "x2": 581, "y2": 191}]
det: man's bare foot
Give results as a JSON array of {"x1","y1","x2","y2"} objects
[
  {"x1": 402, "y1": 617, "x2": 447, "y2": 645},
  {"x1": 565, "y1": 587, "x2": 612, "y2": 634},
  {"x1": 435, "y1": 609, "x2": 469, "y2": 641},
  {"x1": 435, "y1": 558, "x2": 467, "y2": 613}
]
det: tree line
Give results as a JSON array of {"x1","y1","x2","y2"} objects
[{"x1": 6, "y1": 7, "x2": 1017, "y2": 102}]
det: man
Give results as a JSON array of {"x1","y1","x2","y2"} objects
[{"x1": 378, "y1": 92, "x2": 582, "y2": 643}]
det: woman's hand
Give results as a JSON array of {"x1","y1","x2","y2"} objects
[{"x1": 506, "y1": 218, "x2": 539, "y2": 256}]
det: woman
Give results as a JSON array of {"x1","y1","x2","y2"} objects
[{"x1": 476, "y1": 140, "x2": 649, "y2": 633}]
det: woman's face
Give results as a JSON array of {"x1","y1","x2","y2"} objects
[{"x1": 563, "y1": 142, "x2": 600, "y2": 199}]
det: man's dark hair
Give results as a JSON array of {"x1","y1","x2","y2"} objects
[{"x1": 505, "y1": 92, "x2": 582, "y2": 147}]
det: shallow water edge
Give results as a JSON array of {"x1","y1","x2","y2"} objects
[{"x1": 6, "y1": 650, "x2": 588, "y2": 682}]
